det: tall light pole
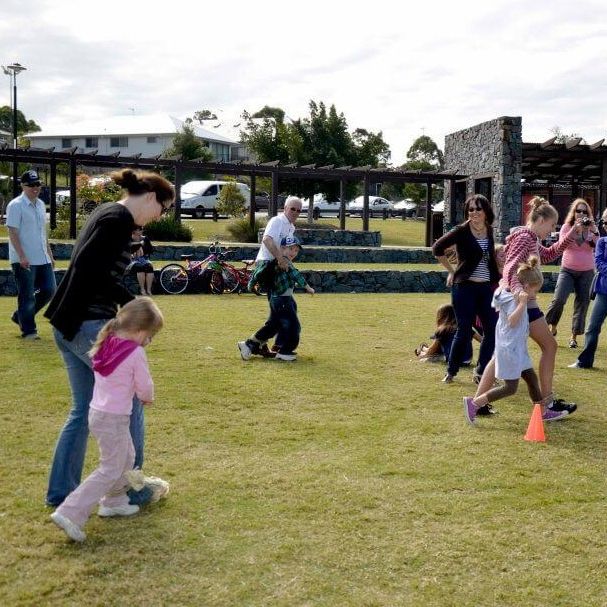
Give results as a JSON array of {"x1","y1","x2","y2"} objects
[{"x1": 2, "y1": 62, "x2": 27, "y2": 197}]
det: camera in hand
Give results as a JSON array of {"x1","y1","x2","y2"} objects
[{"x1": 581, "y1": 217, "x2": 592, "y2": 226}]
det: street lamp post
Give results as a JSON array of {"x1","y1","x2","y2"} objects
[{"x1": 2, "y1": 62, "x2": 27, "y2": 197}]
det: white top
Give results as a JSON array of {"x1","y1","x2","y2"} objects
[
  {"x1": 493, "y1": 289, "x2": 532, "y2": 380},
  {"x1": 6, "y1": 193, "x2": 52, "y2": 265},
  {"x1": 256, "y1": 213, "x2": 295, "y2": 262}
]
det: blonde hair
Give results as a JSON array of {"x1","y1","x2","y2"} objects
[
  {"x1": 564, "y1": 198, "x2": 592, "y2": 226},
  {"x1": 517, "y1": 255, "x2": 543, "y2": 288},
  {"x1": 90, "y1": 297, "x2": 164, "y2": 357},
  {"x1": 526, "y1": 196, "x2": 558, "y2": 225}
]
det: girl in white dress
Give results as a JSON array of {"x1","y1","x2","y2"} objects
[{"x1": 464, "y1": 257, "x2": 553, "y2": 425}]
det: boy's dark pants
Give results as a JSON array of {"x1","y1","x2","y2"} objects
[{"x1": 253, "y1": 295, "x2": 300, "y2": 355}]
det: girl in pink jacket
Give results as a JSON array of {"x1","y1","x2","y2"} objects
[{"x1": 51, "y1": 297, "x2": 164, "y2": 542}]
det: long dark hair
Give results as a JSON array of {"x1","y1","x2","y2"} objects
[
  {"x1": 435, "y1": 303, "x2": 457, "y2": 337},
  {"x1": 463, "y1": 194, "x2": 494, "y2": 225}
]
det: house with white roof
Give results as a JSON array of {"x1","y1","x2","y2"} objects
[{"x1": 27, "y1": 114, "x2": 246, "y2": 162}]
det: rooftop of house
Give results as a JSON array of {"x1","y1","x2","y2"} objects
[{"x1": 27, "y1": 114, "x2": 239, "y2": 145}]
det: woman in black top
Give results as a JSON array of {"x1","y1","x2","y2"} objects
[
  {"x1": 432, "y1": 194, "x2": 500, "y2": 384},
  {"x1": 44, "y1": 169, "x2": 174, "y2": 508}
]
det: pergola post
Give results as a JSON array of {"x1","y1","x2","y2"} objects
[
  {"x1": 362, "y1": 174, "x2": 370, "y2": 231},
  {"x1": 49, "y1": 162, "x2": 57, "y2": 230},
  {"x1": 270, "y1": 170, "x2": 278, "y2": 218},
  {"x1": 69, "y1": 159, "x2": 77, "y2": 239},
  {"x1": 249, "y1": 172, "x2": 256, "y2": 229},
  {"x1": 339, "y1": 178, "x2": 346, "y2": 230},
  {"x1": 425, "y1": 179, "x2": 433, "y2": 247}
]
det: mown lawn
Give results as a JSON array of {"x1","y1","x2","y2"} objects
[{"x1": 1, "y1": 293, "x2": 606, "y2": 606}]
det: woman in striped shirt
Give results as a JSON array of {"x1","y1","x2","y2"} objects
[{"x1": 433, "y1": 195, "x2": 500, "y2": 384}]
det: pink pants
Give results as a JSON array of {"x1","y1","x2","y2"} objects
[{"x1": 55, "y1": 408, "x2": 135, "y2": 528}]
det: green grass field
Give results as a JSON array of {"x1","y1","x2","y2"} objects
[{"x1": 1, "y1": 293, "x2": 606, "y2": 606}]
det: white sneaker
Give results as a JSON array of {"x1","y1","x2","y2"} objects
[
  {"x1": 275, "y1": 352, "x2": 297, "y2": 361},
  {"x1": 237, "y1": 341, "x2": 252, "y2": 360},
  {"x1": 98, "y1": 503, "x2": 140, "y2": 517},
  {"x1": 23, "y1": 332, "x2": 41, "y2": 341},
  {"x1": 50, "y1": 511, "x2": 86, "y2": 542}
]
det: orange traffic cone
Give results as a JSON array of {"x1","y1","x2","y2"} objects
[{"x1": 524, "y1": 403, "x2": 546, "y2": 442}]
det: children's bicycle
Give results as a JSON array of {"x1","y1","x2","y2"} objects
[{"x1": 158, "y1": 243, "x2": 260, "y2": 295}]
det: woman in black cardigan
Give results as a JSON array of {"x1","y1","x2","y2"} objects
[{"x1": 432, "y1": 194, "x2": 500, "y2": 384}]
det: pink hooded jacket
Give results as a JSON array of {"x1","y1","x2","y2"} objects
[{"x1": 90, "y1": 335, "x2": 154, "y2": 415}]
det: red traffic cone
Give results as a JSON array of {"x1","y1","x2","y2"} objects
[{"x1": 524, "y1": 403, "x2": 546, "y2": 442}]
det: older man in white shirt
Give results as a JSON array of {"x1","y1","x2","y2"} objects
[{"x1": 6, "y1": 169, "x2": 56, "y2": 340}]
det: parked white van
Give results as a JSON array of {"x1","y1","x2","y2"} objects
[{"x1": 179, "y1": 180, "x2": 251, "y2": 218}]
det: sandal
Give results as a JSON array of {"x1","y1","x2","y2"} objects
[{"x1": 569, "y1": 339, "x2": 578, "y2": 349}]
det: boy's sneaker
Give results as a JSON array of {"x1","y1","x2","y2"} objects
[
  {"x1": 259, "y1": 344, "x2": 277, "y2": 358},
  {"x1": 23, "y1": 332, "x2": 40, "y2": 341},
  {"x1": 98, "y1": 504, "x2": 140, "y2": 517},
  {"x1": 463, "y1": 397, "x2": 477, "y2": 425},
  {"x1": 542, "y1": 407, "x2": 569, "y2": 422},
  {"x1": 476, "y1": 404, "x2": 497, "y2": 416},
  {"x1": 50, "y1": 511, "x2": 86, "y2": 542},
  {"x1": 237, "y1": 340, "x2": 252, "y2": 360},
  {"x1": 276, "y1": 352, "x2": 297, "y2": 362},
  {"x1": 549, "y1": 398, "x2": 577, "y2": 414}
]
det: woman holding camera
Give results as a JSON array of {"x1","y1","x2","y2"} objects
[{"x1": 545, "y1": 198, "x2": 599, "y2": 348}]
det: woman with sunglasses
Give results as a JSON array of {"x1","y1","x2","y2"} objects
[
  {"x1": 433, "y1": 194, "x2": 500, "y2": 384},
  {"x1": 44, "y1": 168, "x2": 174, "y2": 509},
  {"x1": 545, "y1": 198, "x2": 599, "y2": 348}
]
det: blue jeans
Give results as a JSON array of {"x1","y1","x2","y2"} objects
[
  {"x1": 448, "y1": 281, "x2": 496, "y2": 377},
  {"x1": 11, "y1": 263, "x2": 56, "y2": 336},
  {"x1": 577, "y1": 293, "x2": 607, "y2": 368},
  {"x1": 46, "y1": 320, "x2": 147, "y2": 506}
]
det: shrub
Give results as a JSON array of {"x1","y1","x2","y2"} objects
[
  {"x1": 76, "y1": 174, "x2": 122, "y2": 214},
  {"x1": 49, "y1": 204, "x2": 86, "y2": 239},
  {"x1": 144, "y1": 215, "x2": 193, "y2": 242},
  {"x1": 226, "y1": 216, "x2": 267, "y2": 242},
  {"x1": 216, "y1": 181, "x2": 246, "y2": 217}
]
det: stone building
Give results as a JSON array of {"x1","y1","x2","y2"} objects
[{"x1": 443, "y1": 116, "x2": 607, "y2": 242}]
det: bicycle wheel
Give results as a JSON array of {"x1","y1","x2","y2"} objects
[
  {"x1": 209, "y1": 271, "x2": 224, "y2": 294},
  {"x1": 221, "y1": 268, "x2": 240, "y2": 294},
  {"x1": 159, "y1": 264, "x2": 189, "y2": 294}
]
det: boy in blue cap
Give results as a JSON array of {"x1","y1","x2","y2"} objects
[{"x1": 238, "y1": 235, "x2": 314, "y2": 361}]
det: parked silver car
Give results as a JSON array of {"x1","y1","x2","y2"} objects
[{"x1": 347, "y1": 196, "x2": 394, "y2": 217}]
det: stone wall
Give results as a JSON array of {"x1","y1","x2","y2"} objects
[
  {"x1": 0, "y1": 268, "x2": 560, "y2": 296},
  {"x1": 444, "y1": 116, "x2": 522, "y2": 241},
  {"x1": 0, "y1": 241, "x2": 436, "y2": 264},
  {"x1": 259, "y1": 228, "x2": 381, "y2": 247}
]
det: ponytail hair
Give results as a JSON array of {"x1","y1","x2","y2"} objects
[
  {"x1": 517, "y1": 255, "x2": 543, "y2": 289},
  {"x1": 89, "y1": 297, "x2": 164, "y2": 357},
  {"x1": 110, "y1": 168, "x2": 174, "y2": 205},
  {"x1": 526, "y1": 196, "x2": 558, "y2": 225}
]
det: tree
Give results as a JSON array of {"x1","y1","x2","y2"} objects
[
  {"x1": 400, "y1": 135, "x2": 445, "y2": 205},
  {"x1": 216, "y1": 180, "x2": 246, "y2": 217},
  {"x1": 0, "y1": 106, "x2": 41, "y2": 136},
  {"x1": 163, "y1": 124, "x2": 214, "y2": 181},
  {"x1": 192, "y1": 109, "x2": 218, "y2": 122},
  {"x1": 252, "y1": 105, "x2": 285, "y2": 124},
  {"x1": 549, "y1": 126, "x2": 584, "y2": 144},
  {"x1": 241, "y1": 100, "x2": 390, "y2": 202}
]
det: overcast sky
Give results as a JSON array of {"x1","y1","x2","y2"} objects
[{"x1": 1, "y1": 0, "x2": 607, "y2": 164}]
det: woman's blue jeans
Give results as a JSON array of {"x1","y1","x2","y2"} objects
[
  {"x1": 46, "y1": 320, "x2": 146, "y2": 507},
  {"x1": 577, "y1": 293, "x2": 607, "y2": 368},
  {"x1": 448, "y1": 281, "x2": 496, "y2": 377}
]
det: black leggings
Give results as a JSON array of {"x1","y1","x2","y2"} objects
[{"x1": 483, "y1": 368, "x2": 542, "y2": 404}]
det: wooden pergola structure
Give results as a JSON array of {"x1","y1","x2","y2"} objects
[
  {"x1": 522, "y1": 137, "x2": 607, "y2": 212},
  {"x1": 0, "y1": 144, "x2": 467, "y2": 245}
]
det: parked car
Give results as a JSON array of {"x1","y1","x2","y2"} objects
[
  {"x1": 252, "y1": 191, "x2": 287, "y2": 211},
  {"x1": 301, "y1": 194, "x2": 342, "y2": 219},
  {"x1": 179, "y1": 180, "x2": 251, "y2": 218},
  {"x1": 432, "y1": 200, "x2": 445, "y2": 214},
  {"x1": 392, "y1": 199, "x2": 418, "y2": 217},
  {"x1": 347, "y1": 196, "x2": 394, "y2": 217}
]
